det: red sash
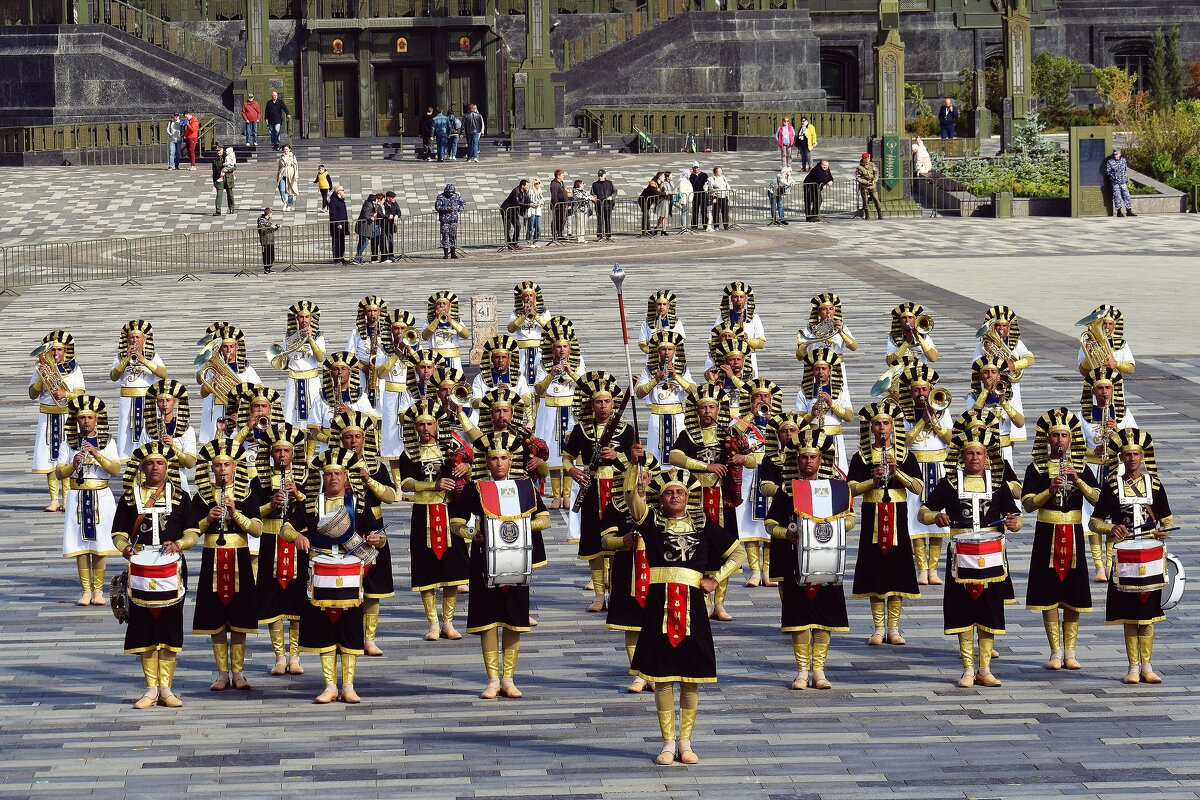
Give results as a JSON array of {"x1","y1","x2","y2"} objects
[
  {"x1": 275, "y1": 537, "x2": 297, "y2": 589},
  {"x1": 428, "y1": 503, "x2": 450, "y2": 560},
  {"x1": 702, "y1": 486, "x2": 722, "y2": 524},
  {"x1": 634, "y1": 548, "x2": 650, "y2": 608},
  {"x1": 876, "y1": 502, "x2": 896, "y2": 555},
  {"x1": 1052, "y1": 523, "x2": 1074, "y2": 582},
  {"x1": 215, "y1": 548, "x2": 237, "y2": 605},
  {"x1": 805, "y1": 584, "x2": 822, "y2": 600},
  {"x1": 597, "y1": 477, "x2": 614, "y2": 519},
  {"x1": 666, "y1": 583, "x2": 688, "y2": 647},
  {"x1": 967, "y1": 583, "x2": 986, "y2": 601}
]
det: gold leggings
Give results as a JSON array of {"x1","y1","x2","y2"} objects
[
  {"x1": 958, "y1": 628, "x2": 996, "y2": 672},
  {"x1": 47, "y1": 472, "x2": 65, "y2": 504},
  {"x1": 267, "y1": 619, "x2": 301, "y2": 657},
  {"x1": 653, "y1": 681, "x2": 699, "y2": 742},
  {"x1": 912, "y1": 537, "x2": 944, "y2": 572},
  {"x1": 363, "y1": 597, "x2": 381, "y2": 641},
  {"x1": 139, "y1": 649, "x2": 179, "y2": 690},
  {"x1": 1123, "y1": 623, "x2": 1154, "y2": 667},
  {"x1": 1041, "y1": 608, "x2": 1080, "y2": 652},
  {"x1": 319, "y1": 651, "x2": 358, "y2": 686},
  {"x1": 548, "y1": 468, "x2": 571, "y2": 501},
  {"x1": 624, "y1": 630, "x2": 639, "y2": 665},
  {"x1": 75, "y1": 553, "x2": 108, "y2": 593},
  {"x1": 210, "y1": 631, "x2": 248, "y2": 673},
  {"x1": 480, "y1": 628, "x2": 521, "y2": 680},
  {"x1": 869, "y1": 596, "x2": 904, "y2": 630}
]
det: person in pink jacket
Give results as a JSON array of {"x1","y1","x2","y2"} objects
[
  {"x1": 184, "y1": 112, "x2": 200, "y2": 169},
  {"x1": 776, "y1": 117, "x2": 796, "y2": 165}
]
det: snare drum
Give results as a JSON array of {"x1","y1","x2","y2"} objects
[
  {"x1": 485, "y1": 516, "x2": 533, "y2": 588},
  {"x1": 128, "y1": 550, "x2": 185, "y2": 608},
  {"x1": 795, "y1": 515, "x2": 847, "y2": 586},
  {"x1": 1113, "y1": 539, "x2": 1167, "y2": 592},
  {"x1": 952, "y1": 531, "x2": 1007, "y2": 585},
  {"x1": 343, "y1": 532, "x2": 379, "y2": 565},
  {"x1": 1162, "y1": 553, "x2": 1186, "y2": 610},
  {"x1": 308, "y1": 553, "x2": 364, "y2": 609}
]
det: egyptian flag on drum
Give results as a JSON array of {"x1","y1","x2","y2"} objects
[
  {"x1": 791, "y1": 479, "x2": 852, "y2": 520},
  {"x1": 129, "y1": 558, "x2": 183, "y2": 613},
  {"x1": 1115, "y1": 542, "x2": 1167, "y2": 591},
  {"x1": 310, "y1": 558, "x2": 364, "y2": 609},
  {"x1": 954, "y1": 536, "x2": 1006, "y2": 599},
  {"x1": 478, "y1": 479, "x2": 538, "y2": 520}
]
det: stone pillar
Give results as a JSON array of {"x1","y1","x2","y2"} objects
[
  {"x1": 972, "y1": 62, "x2": 991, "y2": 139},
  {"x1": 241, "y1": 0, "x2": 293, "y2": 133},
  {"x1": 1001, "y1": 0, "x2": 1031, "y2": 151},
  {"x1": 516, "y1": 0, "x2": 560, "y2": 129},
  {"x1": 874, "y1": 0, "x2": 904, "y2": 200},
  {"x1": 358, "y1": 32, "x2": 375, "y2": 136}
]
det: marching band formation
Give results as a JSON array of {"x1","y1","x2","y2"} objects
[{"x1": 27, "y1": 283, "x2": 1181, "y2": 766}]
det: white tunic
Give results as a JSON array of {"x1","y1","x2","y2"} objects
[
  {"x1": 135, "y1": 422, "x2": 198, "y2": 493},
  {"x1": 800, "y1": 324, "x2": 856, "y2": 403},
  {"x1": 57, "y1": 440, "x2": 120, "y2": 557},
  {"x1": 111, "y1": 353, "x2": 167, "y2": 460},
  {"x1": 636, "y1": 368, "x2": 694, "y2": 463},
  {"x1": 347, "y1": 328, "x2": 384, "y2": 415},
  {"x1": 309, "y1": 392, "x2": 377, "y2": 455},
  {"x1": 198, "y1": 364, "x2": 261, "y2": 443},
  {"x1": 638, "y1": 319, "x2": 687, "y2": 353},
  {"x1": 470, "y1": 371, "x2": 533, "y2": 409},
  {"x1": 795, "y1": 386, "x2": 851, "y2": 476},
  {"x1": 972, "y1": 339, "x2": 1033, "y2": 442},
  {"x1": 903, "y1": 410, "x2": 953, "y2": 537},
  {"x1": 425, "y1": 323, "x2": 468, "y2": 371},
  {"x1": 377, "y1": 350, "x2": 410, "y2": 459},
  {"x1": 533, "y1": 357, "x2": 585, "y2": 468},
  {"x1": 29, "y1": 366, "x2": 85, "y2": 472},
  {"x1": 736, "y1": 419, "x2": 771, "y2": 542},
  {"x1": 712, "y1": 312, "x2": 765, "y2": 373},
  {"x1": 281, "y1": 334, "x2": 326, "y2": 427},
  {"x1": 508, "y1": 311, "x2": 547, "y2": 387},
  {"x1": 885, "y1": 335, "x2": 938, "y2": 367}
]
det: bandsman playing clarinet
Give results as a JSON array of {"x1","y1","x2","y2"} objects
[
  {"x1": 795, "y1": 347, "x2": 853, "y2": 476},
  {"x1": 309, "y1": 352, "x2": 376, "y2": 457},
  {"x1": 346, "y1": 295, "x2": 388, "y2": 413},
  {"x1": 29, "y1": 330, "x2": 85, "y2": 512},
  {"x1": 713, "y1": 282, "x2": 765, "y2": 374},
  {"x1": 533, "y1": 316, "x2": 585, "y2": 510},
  {"x1": 736, "y1": 378, "x2": 781, "y2": 587},
  {"x1": 110, "y1": 320, "x2": 169, "y2": 460},
  {"x1": 272, "y1": 301, "x2": 325, "y2": 429},
  {"x1": 973, "y1": 305, "x2": 1035, "y2": 449},
  {"x1": 1080, "y1": 366, "x2": 1136, "y2": 582},
  {"x1": 138, "y1": 379, "x2": 198, "y2": 493},
  {"x1": 896, "y1": 364, "x2": 953, "y2": 585},
  {"x1": 472, "y1": 334, "x2": 533, "y2": 408}
]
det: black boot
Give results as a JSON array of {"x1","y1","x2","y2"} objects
[
  {"x1": 1125, "y1": 209, "x2": 1137, "y2": 217},
  {"x1": 450, "y1": 249, "x2": 459, "y2": 259},
  {"x1": 443, "y1": 248, "x2": 450, "y2": 259},
  {"x1": 1115, "y1": 210, "x2": 1124, "y2": 217}
]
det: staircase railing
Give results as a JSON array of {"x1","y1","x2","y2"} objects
[
  {"x1": 89, "y1": 0, "x2": 234, "y2": 78},
  {"x1": 0, "y1": 116, "x2": 231, "y2": 165},
  {"x1": 562, "y1": 0, "x2": 689, "y2": 70},
  {"x1": 579, "y1": 107, "x2": 874, "y2": 144}
]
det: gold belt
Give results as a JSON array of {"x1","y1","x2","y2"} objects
[
  {"x1": 434, "y1": 348, "x2": 461, "y2": 358},
  {"x1": 204, "y1": 533, "x2": 249, "y2": 549},
  {"x1": 648, "y1": 567, "x2": 703, "y2": 587},
  {"x1": 70, "y1": 479, "x2": 110, "y2": 490},
  {"x1": 384, "y1": 381, "x2": 406, "y2": 392},
  {"x1": 543, "y1": 395, "x2": 572, "y2": 407},
  {"x1": 913, "y1": 449, "x2": 946, "y2": 463},
  {"x1": 861, "y1": 488, "x2": 908, "y2": 503},
  {"x1": 1038, "y1": 509, "x2": 1082, "y2": 525},
  {"x1": 517, "y1": 339, "x2": 540, "y2": 349},
  {"x1": 1001, "y1": 435, "x2": 1012, "y2": 447},
  {"x1": 120, "y1": 387, "x2": 149, "y2": 397},
  {"x1": 289, "y1": 368, "x2": 319, "y2": 380},
  {"x1": 649, "y1": 403, "x2": 683, "y2": 414},
  {"x1": 40, "y1": 404, "x2": 69, "y2": 414},
  {"x1": 821, "y1": 425, "x2": 844, "y2": 435}
]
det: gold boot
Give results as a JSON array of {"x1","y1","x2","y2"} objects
[
  {"x1": 422, "y1": 591, "x2": 440, "y2": 641},
  {"x1": 811, "y1": 630, "x2": 832, "y2": 689},
  {"x1": 957, "y1": 631, "x2": 976, "y2": 687},
  {"x1": 926, "y1": 539, "x2": 944, "y2": 584},
  {"x1": 868, "y1": 598, "x2": 885, "y2": 645},
  {"x1": 287, "y1": 621, "x2": 304, "y2": 674},
  {"x1": 340, "y1": 653, "x2": 361, "y2": 702},
  {"x1": 587, "y1": 559, "x2": 607, "y2": 612},
  {"x1": 790, "y1": 631, "x2": 811, "y2": 689},
  {"x1": 625, "y1": 631, "x2": 647, "y2": 692},
  {"x1": 441, "y1": 588, "x2": 462, "y2": 639},
  {"x1": 90, "y1": 555, "x2": 107, "y2": 605},
  {"x1": 1063, "y1": 611, "x2": 1081, "y2": 669},
  {"x1": 886, "y1": 597, "x2": 906, "y2": 645},
  {"x1": 976, "y1": 632, "x2": 1001, "y2": 686},
  {"x1": 230, "y1": 632, "x2": 250, "y2": 689},
  {"x1": 74, "y1": 555, "x2": 92, "y2": 606},
  {"x1": 1139, "y1": 624, "x2": 1161, "y2": 683},
  {"x1": 500, "y1": 629, "x2": 522, "y2": 698},
  {"x1": 710, "y1": 577, "x2": 732, "y2": 621},
  {"x1": 269, "y1": 621, "x2": 287, "y2": 675},
  {"x1": 1123, "y1": 624, "x2": 1141, "y2": 683},
  {"x1": 158, "y1": 651, "x2": 182, "y2": 707},
  {"x1": 912, "y1": 538, "x2": 929, "y2": 585},
  {"x1": 654, "y1": 682, "x2": 676, "y2": 765},
  {"x1": 480, "y1": 628, "x2": 501, "y2": 698},
  {"x1": 315, "y1": 652, "x2": 339, "y2": 703},
  {"x1": 761, "y1": 545, "x2": 777, "y2": 587},
  {"x1": 1043, "y1": 610, "x2": 1063, "y2": 670},
  {"x1": 45, "y1": 472, "x2": 63, "y2": 512},
  {"x1": 135, "y1": 651, "x2": 160, "y2": 709},
  {"x1": 746, "y1": 544, "x2": 761, "y2": 587},
  {"x1": 1089, "y1": 533, "x2": 1107, "y2": 582},
  {"x1": 363, "y1": 598, "x2": 383, "y2": 655},
  {"x1": 210, "y1": 635, "x2": 231, "y2": 691},
  {"x1": 678, "y1": 683, "x2": 699, "y2": 764}
]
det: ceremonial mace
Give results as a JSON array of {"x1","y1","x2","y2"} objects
[{"x1": 609, "y1": 266, "x2": 641, "y2": 438}]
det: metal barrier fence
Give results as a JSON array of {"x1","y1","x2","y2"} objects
[{"x1": 0, "y1": 178, "x2": 982, "y2": 294}]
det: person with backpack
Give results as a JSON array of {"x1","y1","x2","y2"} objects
[
  {"x1": 432, "y1": 107, "x2": 450, "y2": 162},
  {"x1": 446, "y1": 111, "x2": 462, "y2": 161}
]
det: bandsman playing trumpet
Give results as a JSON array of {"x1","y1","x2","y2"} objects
[
  {"x1": 1080, "y1": 366, "x2": 1137, "y2": 582},
  {"x1": 702, "y1": 321, "x2": 746, "y2": 379},
  {"x1": 270, "y1": 301, "x2": 325, "y2": 428},
  {"x1": 635, "y1": 330, "x2": 696, "y2": 463},
  {"x1": 196, "y1": 323, "x2": 260, "y2": 444},
  {"x1": 533, "y1": 317, "x2": 585, "y2": 510},
  {"x1": 796, "y1": 293, "x2": 857, "y2": 400},
  {"x1": 110, "y1": 320, "x2": 169, "y2": 460},
  {"x1": 707, "y1": 339, "x2": 754, "y2": 416},
  {"x1": 138, "y1": 379, "x2": 198, "y2": 493},
  {"x1": 973, "y1": 305, "x2": 1035, "y2": 449},
  {"x1": 230, "y1": 382, "x2": 284, "y2": 483},
  {"x1": 639, "y1": 290, "x2": 686, "y2": 354},
  {"x1": 713, "y1": 282, "x2": 766, "y2": 374},
  {"x1": 376, "y1": 309, "x2": 420, "y2": 477},
  {"x1": 345, "y1": 295, "x2": 388, "y2": 413},
  {"x1": 794, "y1": 347, "x2": 853, "y2": 476},
  {"x1": 736, "y1": 378, "x2": 781, "y2": 587},
  {"x1": 57, "y1": 395, "x2": 122, "y2": 606},
  {"x1": 896, "y1": 365, "x2": 953, "y2": 585},
  {"x1": 965, "y1": 355, "x2": 1025, "y2": 463},
  {"x1": 423, "y1": 291, "x2": 471, "y2": 371},
  {"x1": 508, "y1": 282, "x2": 551, "y2": 387},
  {"x1": 396, "y1": 348, "x2": 444, "y2": 415},
  {"x1": 884, "y1": 303, "x2": 938, "y2": 368},
  {"x1": 1077, "y1": 304, "x2": 1135, "y2": 377},
  {"x1": 29, "y1": 331, "x2": 85, "y2": 512}
]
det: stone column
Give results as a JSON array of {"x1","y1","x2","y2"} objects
[
  {"x1": 1001, "y1": 0, "x2": 1031, "y2": 151},
  {"x1": 516, "y1": 0, "x2": 560, "y2": 129},
  {"x1": 874, "y1": 0, "x2": 904, "y2": 199},
  {"x1": 241, "y1": 0, "x2": 294, "y2": 134}
]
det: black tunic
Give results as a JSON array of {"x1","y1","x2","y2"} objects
[
  {"x1": 671, "y1": 428, "x2": 740, "y2": 541},
  {"x1": 629, "y1": 511, "x2": 740, "y2": 684},
  {"x1": 362, "y1": 462, "x2": 395, "y2": 599},
  {"x1": 1094, "y1": 476, "x2": 1172, "y2": 625},
  {"x1": 763, "y1": 484, "x2": 850, "y2": 632},
  {"x1": 190, "y1": 494, "x2": 260, "y2": 635},
  {"x1": 1021, "y1": 464, "x2": 1096, "y2": 613},
  {"x1": 605, "y1": 511, "x2": 646, "y2": 632},
  {"x1": 398, "y1": 449, "x2": 470, "y2": 591},
  {"x1": 563, "y1": 423, "x2": 636, "y2": 560},
  {"x1": 847, "y1": 451, "x2": 921, "y2": 600},
  {"x1": 453, "y1": 480, "x2": 548, "y2": 634},
  {"x1": 250, "y1": 475, "x2": 310, "y2": 624},
  {"x1": 297, "y1": 494, "x2": 374, "y2": 654},
  {"x1": 923, "y1": 476, "x2": 1019, "y2": 635},
  {"x1": 112, "y1": 493, "x2": 191, "y2": 654}
]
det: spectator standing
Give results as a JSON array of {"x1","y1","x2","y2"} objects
[
  {"x1": 258, "y1": 207, "x2": 279, "y2": 274},
  {"x1": 911, "y1": 137, "x2": 932, "y2": 177},
  {"x1": 768, "y1": 165, "x2": 794, "y2": 224},
  {"x1": 549, "y1": 169, "x2": 569, "y2": 241},
  {"x1": 500, "y1": 179, "x2": 532, "y2": 249},
  {"x1": 938, "y1": 98, "x2": 958, "y2": 140},
  {"x1": 797, "y1": 116, "x2": 817, "y2": 171},
  {"x1": 1104, "y1": 147, "x2": 1136, "y2": 218},
  {"x1": 418, "y1": 107, "x2": 435, "y2": 162},
  {"x1": 657, "y1": 171, "x2": 675, "y2": 234},
  {"x1": 166, "y1": 112, "x2": 182, "y2": 170},
  {"x1": 329, "y1": 185, "x2": 350, "y2": 264},
  {"x1": 527, "y1": 179, "x2": 545, "y2": 245},
  {"x1": 435, "y1": 183, "x2": 466, "y2": 259},
  {"x1": 569, "y1": 179, "x2": 592, "y2": 243},
  {"x1": 220, "y1": 145, "x2": 237, "y2": 214},
  {"x1": 183, "y1": 111, "x2": 199, "y2": 170},
  {"x1": 241, "y1": 94, "x2": 260, "y2": 146},
  {"x1": 265, "y1": 90, "x2": 289, "y2": 150},
  {"x1": 381, "y1": 191, "x2": 402, "y2": 262},
  {"x1": 446, "y1": 110, "x2": 462, "y2": 161},
  {"x1": 354, "y1": 193, "x2": 381, "y2": 264},
  {"x1": 211, "y1": 146, "x2": 228, "y2": 216},
  {"x1": 432, "y1": 107, "x2": 450, "y2": 162},
  {"x1": 463, "y1": 104, "x2": 485, "y2": 162},
  {"x1": 312, "y1": 164, "x2": 335, "y2": 210},
  {"x1": 803, "y1": 159, "x2": 834, "y2": 222},
  {"x1": 674, "y1": 167, "x2": 691, "y2": 230},
  {"x1": 639, "y1": 174, "x2": 662, "y2": 237},
  {"x1": 775, "y1": 116, "x2": 796, "y2": 165},
  {"x1": 687, "y1": 161, "x2": 709, "y2": 231},
  {"x1": 854, "y1": 152, "x2": 883, "y2": 221},
  {"x1": 590, "y1": 169, "x2": 617, "y2": 241},
  {"x1": 707, "y1": 166, "x2": 732, "y2": 230},
  {"x1": 276, "y1": 144, "x2": 298, "y2": 211}
]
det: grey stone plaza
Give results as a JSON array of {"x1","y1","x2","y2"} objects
[{"x1": 2, "y1": 153, "x2": 1200, "y2": 799}]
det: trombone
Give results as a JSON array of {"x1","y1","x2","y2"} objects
[{"x1": 449, "y1": 381, "x2": 474, "y2": 408}]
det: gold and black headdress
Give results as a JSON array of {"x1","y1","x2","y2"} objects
[
  {"x1": 118, "y1": 319, "x2": 156, "y2": 359},
  {"x1": 946, "y1": 427, "x2": 1005, "y2": 490},
  {"x1": 320, "y1": 352, "x2": 364, "y2": 406},
  {"x1": 857, "y1": 401, "x2": 908, "y2": 462},
  {"x1": 195, "y1": 438, "x2": 251, "y2": 504},
  {"x1": 1031, "y1": 407, "x2": 1086, "y2": 472},
  {"x1": 144, "y1": 379, "x2": 191, "y2": 440},
  {"x1": 426, "y1": 290, "x2": 461, "y2": 323},
  {"x1": 719, "y1": 281, "x2": 756, "y2": 322},
  {"x1": 469, "y1": 430, "x2": 528, "y2": 481},
  {"x1": 121, "y1": 442, "x2": 185, "y2": 509},
  {"x1": 286, "y1": 301, "x2": 321, "y2": 336},
  {"x1": 65, "y1": 394, "x2": 110, "y2": 449}
]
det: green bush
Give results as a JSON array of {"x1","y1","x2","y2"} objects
[
  {"x1": 930, "y1": 111, "x2": 1069, "y2": 197},
  {"x1": 1032, "y1": 53, "x2": 1081, "y2": 127},
  {"x1": 1128, "y1": 102, "x2": 1200, "y2": 189}
]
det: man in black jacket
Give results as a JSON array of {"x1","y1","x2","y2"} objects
[
  {"x1": 938, "y1": 98, "x2": 958, "y2": 140},
  {"x1": 418, "y1": 107, "x2": 435, "y2": 162},
  {"x1": 381, "y1": 191, "x2": 402, "y2": 262},
  {"x1": 329, "y1": 185, "x2": 350, "y2": 264},
  {"x1": 549, "y1": 169, "x2": 569, "y2": 242},
  {"x1": 687, "y1": 162, "x2": 710, "y2": 231},
  {"x1": 590, "y1": 169, "x2": 617, "y2": 241},
  {"x1": 463, "y1": 104, "x2": 484, "y2": 162},
  {"x1": 265, "y1": 91, "x2": 289, "y2": 151},
  {"x1": 803, "y1": 160, "x2": 834, "y2": 222},
  {"x1": 499, "y1": 180, "x2": 532, "y2": 248}
]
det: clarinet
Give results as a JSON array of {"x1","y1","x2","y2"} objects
[
  {"x1": 216, "y1": 477, "x2": 229, "y2": 547},
  {"x1": 879, "y1": 432, "x2": 893, "y2": 489},
  {"x1": 278, "y1": 464, "x2": 290, "y2": 521},
  {"x1": 1055, "y1": 447, "x2": 1070, "y2": 506}
]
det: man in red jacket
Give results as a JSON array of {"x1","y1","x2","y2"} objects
[
  {"x1": 184, "y1": 112, "x2": 200, "y2": 170},
  {"x1": 241, "y1": 94, "x2": 261, "y2": 146}
]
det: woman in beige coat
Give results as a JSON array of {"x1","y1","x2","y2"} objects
[{"x1": 276, "y1": 145, "x2": 299, "y2": 211}]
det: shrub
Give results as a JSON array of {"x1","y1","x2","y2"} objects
[
  {"x1": 930, "y1": 111, "x2": 1069, "y2": 197},
  {"x1": 904, "y1": 83, "x2": 938, "y2": 136},
  {"x1": 1032, "y1": 53, "x2": 1081, "y2": 127}
]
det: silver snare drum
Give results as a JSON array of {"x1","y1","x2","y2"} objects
[
  {"x1": 794, "y1": 515, "x2": 846, "y2": 587},
  {"x1": 485, "y1": 516, "x2": 533, "y2": 588}
]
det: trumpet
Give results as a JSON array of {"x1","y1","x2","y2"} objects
[
  {"x1": 704, "y1": 366, "x2": 722, "y2": 384},
  {"x1": 265, "y1": 328, "x2": 311, "y2": 362},
  {"x1": 449, "y1": 381, "x2": 474, "y2": 408},
  {"x1": 398, "y1": 328, "x2": 420, "y2": 348},
  {"x1": 194, "y1": 342, "x2": 241, "y2": 405},
  {"x1": 976, "y1": 320, "x2": 1024, "y2": 381},
  {"x1": 437, "y1": 313, "x2": 451, "y2": 326},
  {"x1": 929, "y1": 386, "x2": 952, "y2": 413},
  {"x1": 988, "y1": 377, "x2": 1013, "y2": 403},
  {"x1": 30, "y1": 343, "x2": 69, "y2": 408}
]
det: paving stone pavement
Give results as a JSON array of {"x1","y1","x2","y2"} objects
[{"x1": 2, "y1": 198, "x2": 1200, "y2": 798}]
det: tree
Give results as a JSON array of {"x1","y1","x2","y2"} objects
[
  {"x1": 1166, "y1": 28, "x2": 1186, "y2": 106},
  {"x1": 1032, "y1": 52, "x2": 1080, "y2": 126},
  {"x1": 1095, "y1": 65, "x2": 1139, "y2": 128},
  {"x1": 1148, "y1": 29, "x2": 1168, "y2": 107}
]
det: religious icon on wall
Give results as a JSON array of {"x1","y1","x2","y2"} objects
[
  {"x1": 459, "y1": 35, "x2": 472, "y2": 54},
  {"x1": 332, "y1": 38, "x2": 345, "y2": 55},
  {"x1": 396, "y1": 37, "x2": 409, "y2": 54}
]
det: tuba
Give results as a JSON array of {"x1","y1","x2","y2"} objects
[
  {"x1": 1076, "y1": 310, "x2": 1115, "y2": 372},
  {"x1": 30, "y1": 343, "x2": 69, "y2": 407},
  {"x1": 193, "y1": 342, "x2": 242, "y2": 406},
  {"x1": 975, "y1": 320, "x2": 1023, "y2": 381}
]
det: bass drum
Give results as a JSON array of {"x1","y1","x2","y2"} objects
[{"x1": 1162, "y1": 553, "x2": 1186, "y2": 611}]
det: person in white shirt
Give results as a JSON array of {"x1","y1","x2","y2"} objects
[
  {"x1": 797, "y1": 293, "x2": 858, "y2": 403},
  {"x1": 1076, "y1": 303, "x2": 1135, "y2": 378},
  {"x1": 895, "y1": 365, "x2": 954, "y2": 584},
  {"x1": 706, "y1": 166, "x2": 733, "y2": 230},
  {"x1": 196, "y1": 323, "x2": 260, "y2": 444},
  {"x1": 308, "y1": 352, "x2": 376, "y2": 457},
  {"x1": 471, "y1": 335, "x2": 533, "y2": 415},
  {"x1": 964, "y1": 355, "x2": 1025, "y2": 464},
  {"x1": 639, "y1": 290, "x2": 686, "y2": 355},
  {"x1": 136, "y1": 379, "x2": 199, "y2": 494},
  {"x1": 376, "y1": 309, "x2": 420, "y2": 478},
  {"x1": 422, "y1": 290, "x2": 471, "y2": 372},
  {"x1": 635, "y1": 331, "x2": 696, "y2": 463},
  {"x1": 29, "y1": 330, "x2": 86, "y2": 511},
  {"x1": 794, "y1": 347, "x2": 854, "y2": 477},
  {"x1": 532, "y1": 317, "x2": 585, "y2": 509},
  {"x1": 713, "y1": 281, "x2": 766, "y2": 374},
  {"x1": 1079, "y1": 366, "x2": 1137, "y2": 582},
  {"x1": 110, "y1": 320, "x2": 169, "y2": 460},
  {"x1": 884, "y1": 302, "x2": 938, "y2": 368},
  {"x1": 270, "y1": 301, "x2": 326, "y2": 428},
  {"x1": 972, "y1": 305, "x2": 1036, "y2": 449}
]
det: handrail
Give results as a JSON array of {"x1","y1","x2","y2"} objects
[
  {"x1": 0, "y1": 116, "x2": 230, "y2": 162},
  {"x1": 578, "y1": 107, "x2": 874, "y2": 141},
  {"x1": 89, "y1": 0, "x2": 234, "y2": 78}
]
